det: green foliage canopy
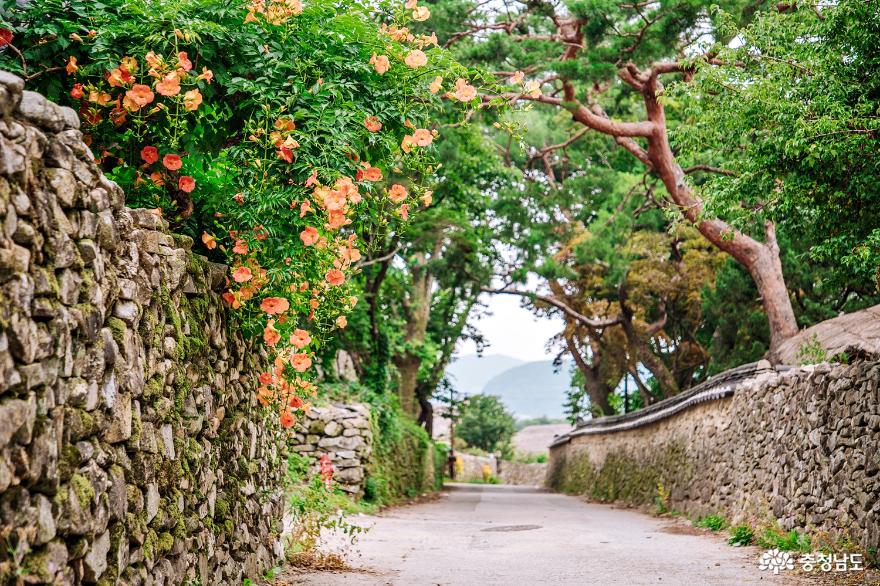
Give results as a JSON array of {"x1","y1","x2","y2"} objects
[
  {"x1": 672, "y1": 2, "x2": 880, "y2": 291},
  {"x1": 457, "y1": 394, "x2": 515, "y2": 453}
]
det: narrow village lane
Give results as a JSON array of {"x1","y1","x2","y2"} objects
[{"x1": 282, "y1": 483, "x2": 801, "y2": 586}]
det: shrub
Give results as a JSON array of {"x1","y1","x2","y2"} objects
[
  {"x1": 757, "y1": 527, "x2": 812, "y2": 553},
  {"x1": 654, "y1": 482, "x2": 671, "y2": 515},
  {"x1": 511, "y1": 452, "x2": 548, "y2": 464},
  {"x1": 364, "y1": 403, "x2": 435, "y2": 503},
  {"x1": 696, "y1": 515, "x2": 727, "y2": 532},
  {"x1": 285, "y1": 453, "x2": 365, "y2": 556},
  {"x1": 432, "y1": 441, "x2": 448, "y2": 489},
  {"x1": 728, "y1": 524, "x2": 755, "y2": 546},
  {"x1": 796, "y1": 334, "x2": 828, "y2": 365}
]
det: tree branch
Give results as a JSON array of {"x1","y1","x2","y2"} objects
[
  {"x1": 484, "y1": 91, "x2": 655, "y2": 137},
  {"x1": 481, "y1": 287, "x2": 621, "y2": 328},
  {"x1": 682, "y1": 164, "x2": 736, "y2": 176},
  {"x1": 356, "y1": 246, "x2": 401, "y2": 268}
]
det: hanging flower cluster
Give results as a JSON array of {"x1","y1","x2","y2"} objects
[
  {"x1": 70, "y1": 50, "x2": 210, "y2": 129},
  {"x1": 506, "y1": 70, "x2": 543, "y2": 98},
  {"x1": 65, "y1": 47, "x2": 213, "y2": 213},
  {"x1": 137, "y1": 147, "x2": 197, "y2": 192},
  {"x1": 206, "y1": 0, "x2": 485, "y2": 431},
  {"x1": 245, "y1": 0, "x2": 303, "y2": 24},
  {"x1": 54, "y1": 0, "x2": 482, "y2": 432}
]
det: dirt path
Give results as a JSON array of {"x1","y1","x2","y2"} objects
[{"x1": 280, "y1": 483, "x2": 803, "y2": 585}]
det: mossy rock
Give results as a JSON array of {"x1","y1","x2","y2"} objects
[
  {"x1": 125, "y1": 512, "x2": 147, "y2": 544},
  {"x1": 65, "y1": 408, "x2": 98, "y2": 442},
  {"x1": 70, "y1": 473, "x2": 95, "y2": 508},
  {"x1": 157, "y1": 532, "x2": 174, "y2": 554},
  {"x1": 214, "y1": 498, "x2": 230, "y2": 519},
  {"x1": 143, "y1": 529, "x2": 158, "y2": 560},
  {"x1": 107, "y1": 317, "x2": 128, "y2": 345}
]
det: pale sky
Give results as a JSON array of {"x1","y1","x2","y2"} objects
[{"x1": 457, "y1": 284, "x2": 565, "y2": 362}]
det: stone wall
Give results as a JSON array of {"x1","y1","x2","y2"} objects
[
  {"x1": 548, "y1": 360, "x2": 880, "y2": 551},
  {"x1": 451, "y1": 453, "x2": 546, "y2": 487},
  {"x1": 498, "y1": 461, "x2": 546, "y2": 487},
  {"x1": 290, "y1": 404, "x2": 372, "y2": 495},
  {"x1": 454, "y1": 452, "x2": 496, "y2": 483},
  {"x1": 0, "y1": 72, "x2": 287, "y2": 584}
]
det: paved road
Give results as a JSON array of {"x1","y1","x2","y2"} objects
[{"x1": 282, "y1": 483, "x2": 799, "y2": 586}]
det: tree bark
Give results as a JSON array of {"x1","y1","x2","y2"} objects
[
  {"x1": 395, "y1": 355, "x2": 422, "y2": 417},
  {"x1": 564, "y1": 333, "x2": 614, "y2": 416},
  {"x1": 618, "y1": 284, "x2": 680, "y2": 398},
  {"x1": 640, "y1": 80, "x2": 799, "y2": 358},
  {"x1": 394, "y1": 247, "x2": 438, "y2": 418}
]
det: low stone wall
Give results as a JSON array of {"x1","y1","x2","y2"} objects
[
  {"x1": 548, "y1": 360, "x2": 880, "y2": 551},
  {"x1": 452, "y1": 453, "x2": 545, "y2": 487},
  {"x1": 290, "y1": 404, "x2": 372, "y2": 495},
  {"x1": 0, "y1": 73, "x2": 286, "y2": 584},
  {"x1": 499, "y1": 461, "x2": 546, "y2": 487},
  {"x1": 454, "y1": 453, "x2": 496, "y2": 483},
  {"x1": 368, "y1": 418, "x2": 440, "y2": 500}
]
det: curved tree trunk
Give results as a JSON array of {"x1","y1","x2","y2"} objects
[
  {"x1": 617, "y1": 299, "x2": 680, "y2": 399},
  {"x1": 642, "y1": 83, "x2": 799, "y2": 360},
  {"x1": 564, "y1": 332, "x2": 614, "y2": 415},
  {"x1": 395, "y1": 355, "x2": 422, "y2": 417},
  {"x1": 394, "y1": 245, "x2": 439, "y2": 418}
]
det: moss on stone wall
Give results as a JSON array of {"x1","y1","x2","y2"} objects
[
  {"x1": 364, "y1": 410, "x2": 438, "y2": 503},
  {"x1": 548, "y1": 362, "x2": 880, "y2": 551},
  {"x1": 0, "y1": 78, "x2": 287, "y2": 585}
]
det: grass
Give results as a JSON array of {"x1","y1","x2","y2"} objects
[
  {"x1": 285, "y1": 550, "x2": 348, "y2": 571},
  {"x1": 726, "y1": 522, "x2": 812, "y2": 553},
  {"x1": 757, "y1": 527, "x2": 812, "y2": 552},
  {"x1": 728, "y1": 524, "x2": 755, "y2": 546},
  {"x1": 695, "y1": 515, "x2": 727, "y2": 532},
  {"x1": 465, "y1": 476, "x2": 500, "y2": 485},
  {"x1": 511, "y1": 452, "x2": 548, "y2": 464}
]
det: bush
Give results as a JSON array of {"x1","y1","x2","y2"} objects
[
  {"x1": 757, "y1": 527, "x2": 812, "y2": 553},
  {"x1": 285, "y1": 453, "x2": 365, "y2": 555},
  {"x1": 696, "y1": 515, "x2": 727, "y2": 532},
  {"x1": 511, "y1": 452, "x2": 548, "y2": 464},
  {"x1": 363, "y1": 403, "x2": 437, "y2": 504},
  {"x1": 728, "y1": 524, "x2": 755, "y2": 547},
  {"x1": 432, "y1": 441, "x2": 449, "y2": 489},
  {"x1": 653, "y1": 482, "x2": 671, "y2": 515}
]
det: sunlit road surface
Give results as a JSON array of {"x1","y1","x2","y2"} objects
[{"x1": 281, "y1": 483, "x2": 801, "y2": 585}]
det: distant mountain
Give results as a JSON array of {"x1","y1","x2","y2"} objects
[
  {"x1": 445, "y1": 354, "x2": 524, "y2": 394},
  {"x1": 482, "y1": 360, "x2": 573, "y2": 419}
]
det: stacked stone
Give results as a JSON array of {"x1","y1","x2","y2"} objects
[
  {"x1": 454, "y1": 453, "x2": 496, "y2": 483},
  {"x1": 290, "y1": 404, "x2": 372, "y2": 495},
  {"x1": 0, "y1": 72, "x2": 287, "y2": 584},
  {"x1": 547, "y1": 359, "x2": 880, "y2": 552},
  {"x1": 499, "y1": 461, "x2": 547, "y2": 487}
]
